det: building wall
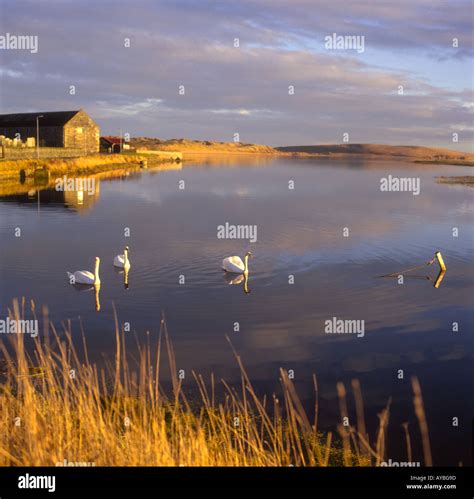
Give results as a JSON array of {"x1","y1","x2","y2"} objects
[
  {"x1": 2, "y1": 147, "x2": 85, "y2": 160},
  {"x1": 0, "y1": 125, "x2": 63, "y2": 146},
  {"x1": 64, "y1": 111, "x2": 100, "y2": 153}
]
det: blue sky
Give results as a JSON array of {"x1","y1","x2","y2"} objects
[{"x1": 0, "y1": 0, "x2": 472, "y2": 149}]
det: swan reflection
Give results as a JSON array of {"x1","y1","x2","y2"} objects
[
  {"x1": 114, "y1": 266, "x2": 130, "y2": 290},
  {"x1": 223, "y1": 272, "x2": 251, "y2": 294},
  {"x1": 71, "y1": 283, "x2": 101, "y2": 311}
]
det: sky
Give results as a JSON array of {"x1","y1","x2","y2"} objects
[{"x1": 0, "y1": 0, "x2": 472, "y2": 149}]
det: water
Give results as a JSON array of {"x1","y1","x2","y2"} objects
[{"x1": 0, "y1": 155, "x2": 473, "y2": 465}]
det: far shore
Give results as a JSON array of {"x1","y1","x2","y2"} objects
[
  {"x1": 0, "y1": 141, "x2": 472, "y2": 184},
  {"x1": 133, "y1": 138, "x2": 473, "y2": 166},
  {"x1": 435, "y1": 175, "x2": 474, "y2": 186},
  {"x1": 276, "y1": 144, "x2": 474, "y2": 166}
]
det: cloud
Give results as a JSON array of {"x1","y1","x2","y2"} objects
[{"x1": 0, "y1": 0, "x2": 472, "y2": 149}]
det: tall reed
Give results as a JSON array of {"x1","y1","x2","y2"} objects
[{"x1": 0, "y1": 299, "x2": 431, "y2": 467}]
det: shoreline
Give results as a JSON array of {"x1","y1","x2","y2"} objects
[
  {"x1": 1, "y1": 145, "x2": 472, "y2": 186},
  {"x1": 435, "y1": 175, "x2": 474, "y2": 186},
  {"x1": 0, "y1": 153, "x2": 180, "y2": 182},
  {"x1": 183, "y1": 150, "x2": 473, "y2": 166}
]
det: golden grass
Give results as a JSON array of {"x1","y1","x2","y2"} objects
[
  {"x1": 131, "y1": 137, "x2": 279, "y2": 155},
  {"x1": 0, "y1": 299, "x2": 431, "y2": 467},
  {"x1": 0, "y1": 154, "x2": 145, "y2": 180}
]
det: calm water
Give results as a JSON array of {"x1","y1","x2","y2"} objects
[{"x1": 1, "y1": 155, "x2": 473, "y2": 465}]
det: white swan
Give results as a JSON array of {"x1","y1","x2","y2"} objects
[
  {"x1": 222, "y1": 251, "x2": 252, "y2": 274},
  {"x1": 67, "y1": 257, "x2": 101, "y2": 285},
  {"x1": 114, "y1": 246, "x2": 130, "y2": 270}
]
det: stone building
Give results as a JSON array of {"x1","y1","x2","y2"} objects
[{"x1": 0, "y1": 109, "x2": 100, "y2": 153}]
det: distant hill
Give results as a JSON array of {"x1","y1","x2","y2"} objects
[
  {"x1": 276, "y1": 144, "x2": 474, "y2": 164},
  {"x1": 129, "y1": 139, "x2": 473, "y2": 165},
  {"x1": 131, "y1": 137, "x2": 278, "y2": 154}
]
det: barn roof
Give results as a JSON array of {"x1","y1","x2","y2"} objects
[
  {"x1": 101, "y1": 136, "x2": 122, "y2": 145},
  {"x1": 0, "y1": 110, "x2": 81, "y2": 128}
]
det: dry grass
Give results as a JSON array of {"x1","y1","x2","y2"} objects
[
  {"x1": 0, "y1": 299, "x2": 431, "y2": 467},
  {"x1": 131, "y1": 137, "x2": 279, "y2": 154},
  {"x1": 0, "y1": 154, "x2": 144, "y2": 181}
]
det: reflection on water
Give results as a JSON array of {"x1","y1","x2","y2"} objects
[
  {"x1": 380, "y1": 268, "x2": 447, "y2": 289},
  {"x1": 71, "y1": 283, "x2": 101, "y2": 312},
  {"x1": 0, "y1": 180, "x2": 101, "y2": 213},
  {"x1": 114, "y1": 266, "x2": 130, "y2": 290},
  {"x1": 378, "y1": 252, "x2": 447, "y2": 288},
  {"x1": 0, "y1": 156, "x2": 472, "y2": 465},
  {"x1": 223, "y1": 272, "x2": 251, "y2": 294},
  {"x1": 0, "y1": 163, "x2": 182, "y2": 211}
]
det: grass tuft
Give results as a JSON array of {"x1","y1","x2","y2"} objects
[{"x1": 0, "y1": 299, "x2": 430, "y2": 467}]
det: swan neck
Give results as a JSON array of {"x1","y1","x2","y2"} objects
[
  {"x1": 243, "y1": 273, "x2": 249, "y2": 294},
  {"x1": 124, "y1": 267, "x2": 129, "y2": 286},
  {"x1": 244, "y1": 254, "x2": 249, "y2": 273},
  {"x1": 94, "y1": 260, "x2": 100, "y2": 284},
  {"x1": 95, "y1": 284, "x2": 101, "y2": 311}
]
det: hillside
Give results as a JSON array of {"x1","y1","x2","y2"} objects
[
  {"x1": 277, "y1": 144, "x2": 473, "y2": 164},
  {"x1": 131, "y1": 137, "x2": 278, "y2": 154},
  {"x1": 129, "y1": 139, "x2": 473, "y2": 165}
]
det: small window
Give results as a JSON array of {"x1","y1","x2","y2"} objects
[{"x1": 76, "y1": 127, "x2": 83, "y2": 134}]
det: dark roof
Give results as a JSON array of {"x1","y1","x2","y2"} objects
[
  {"x1": 0, "y1": 110, "x2": 81, "y2": 128},
  {"x1": 101, "y1": 136, "x2": 122, "y2": 145}
]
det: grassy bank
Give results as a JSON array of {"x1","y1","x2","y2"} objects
[
  {"x1": 0, "y1": 299, "x2": 433, "y2": 467},
  {"x1": 130, "y1": 138, "x2": 474, "y2": 165},
  {"x1": 131, "y1": 137, "x2": 279, "y2": 155},
  {"x1": 0, "y1": 154, "x2": 147, "y2": 181},
  {"x1": 0, "y1": 162, "x2": 183, "y2": 197}
]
